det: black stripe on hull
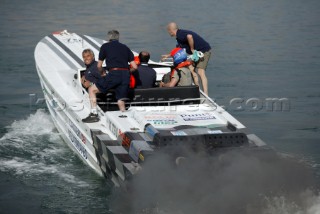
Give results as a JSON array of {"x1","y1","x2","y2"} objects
[
  {"x1": 79, "y1": 35, "x2": 101, "y2": 52},
  {"x1": 48, "y1": 34, "x2": 84, "y2": 67},
  {"x1": 42, "y1": 38, "x2": 79, "y2": 70}
]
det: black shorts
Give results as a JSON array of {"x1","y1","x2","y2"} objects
[{"x1": 96, "y1": 70, "x2": 130, "y2": 100}]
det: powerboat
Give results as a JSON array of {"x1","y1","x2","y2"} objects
[{"x1": 34, "y1": 30, "x2": 266, "y2": 186}]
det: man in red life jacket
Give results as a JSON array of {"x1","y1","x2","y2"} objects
[{"x1": 160, "y1": 48, "x2": 192, "y2": 87}]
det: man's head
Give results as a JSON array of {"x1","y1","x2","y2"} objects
[
  {"x1": 82, "y1": 49, "x2": 95, "y2": 65},
  {"x1": 139, "y1": 51, "x2": 150, "y2": 64},
  {"x1": 107, "y1": 30, "x2": 120, "y2": 41},
  {"x1": 167, "y1": 22, "x2": 178, "y2": 37}
]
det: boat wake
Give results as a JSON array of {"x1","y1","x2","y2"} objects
[
  {"x1": 2, "y1": 110, "x2": 319, "y2": 213},
  {"x1": 0, "y1": 109, "x2": 114, "y2": 213},
  {"x1": 110, "y1": 148, "x2": 320, "y2": 214},
  {"x1": 0, "y1": 109, "x2": 89, "y2": 187}
]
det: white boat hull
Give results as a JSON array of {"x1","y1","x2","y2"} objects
[
  {"x1": 36, "y1": 66, "x2": 102, "y2": 175},
  {"x1": 34, "y1": 30, "x2": 267, "y2": 187}
]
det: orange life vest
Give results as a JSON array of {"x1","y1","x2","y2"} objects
[
  {"x1": 134, "y1": 55, "x2": 140, "y2": 65},
  {"x1": 170, "y1": 60, "x2": 192, "y2": 78},
  {"x1": 129, "y1": 56, "x2": 140, "y2": 88},
  {"x1": 129, "y1": 74, "x2": 136, "y2": 88}
]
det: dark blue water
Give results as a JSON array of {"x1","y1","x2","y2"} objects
[{"x1": 0, "y1": 0, "x2": 320, "y2": 213}]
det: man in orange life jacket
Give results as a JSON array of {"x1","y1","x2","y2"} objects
[
  {"x1": 82, "y1": 30, "x2": 137, "y2": 123},
  {"x1": 160, "y1": 48, "x2": 192, "y2": 87}
]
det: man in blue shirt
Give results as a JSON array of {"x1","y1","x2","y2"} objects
[
  {"x1": 81, "y1": 49, "x2": 102, "y2": 89},
  {"x1": 82, "y1": 30, "x2": 137, "y2": 123},
  {"x1": 133, "y1": 51, "x2": 156, "y2": 89},
  {"x1": 164, "y1": 22, "x2": 212, "y2": 95}
]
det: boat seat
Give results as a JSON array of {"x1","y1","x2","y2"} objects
[{"x1": 97, "y1": 85, "x2": 201, "y2": 112}]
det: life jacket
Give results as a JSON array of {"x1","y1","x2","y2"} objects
[
  {"x1": 170, "y1": 60, "x2": 192, "y2": 78},
  {"x1": 134, "y1": 55, "x2": 140, "y2": 66},
  {"x1": 129, "y1": 74, "x2": 136, "y2": 88},
  {"x1": 129, "y1": 56, "x2": 140, "y2": 68},
  {"x1": 129, "y1": 56, "x2": 140, "y2": 88}
]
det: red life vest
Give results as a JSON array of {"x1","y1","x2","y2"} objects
[
  {"x1": 134, "y1": 55, "x2": 140, "y2": 66},
  {"x1": 129, "y1": 55, "x2": 140, "y2": 88},
  {"x1": 129, "y1": 74, "x2": 136, "y2": 88}
]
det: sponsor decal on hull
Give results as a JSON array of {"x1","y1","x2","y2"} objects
[
  {"x1": 180, "y1": 113, "x2": 216, "y2": 121},
  {"x1": 67, "y1": 119, "x2": 88, "y2": 159},
  {"x1": 68, "y1": 129, "x2": 88, "y2": 160}
]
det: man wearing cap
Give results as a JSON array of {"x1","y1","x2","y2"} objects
[
  {"x1": 164, "y1": 22, "x2": 211, "y2": 95},
  {"x1": 82, "y1": 30, "x2": 137, "y2": 123}
]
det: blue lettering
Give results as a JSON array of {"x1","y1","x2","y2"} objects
[{"x1": 68, "y1": 130, "x2": 88, "y2": 159}]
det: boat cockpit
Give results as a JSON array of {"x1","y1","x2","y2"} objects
[{"x1": 75, "y1": 67, "x2": 204, "y2": 112}]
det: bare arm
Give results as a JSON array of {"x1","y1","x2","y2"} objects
[
  {"x1": 161, "y1": 54, "x2": 171, "y2": 61},
  {"x1": 161, "y1": 77, "x2": 178, "y2": 87},
  {"x1": 129, "y1": 61, "x2": 138, "y2": 72},
  {"x1": 97, "y1": 60, "x2": 104, "y2": 75},
  {"x1": 187, "y1": 34, "x2": 195, "y2": 53},
  {"x1": 81, "y1": 76, "x2": 91, "y2": 89}
]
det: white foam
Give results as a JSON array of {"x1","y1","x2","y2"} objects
[
  {"x1": 308, "y1": 202, "x2": 320, "y2": 214},
  {"x1": 0, "y1": 109, "x2": 89, "y2": 187},
  {"x1": 305, "y1": 191, "x2": 320, "y2": 214},
  {"x1": 0, "y1": 109, "x2": 55, "y2": 142},
  {"x1": 58, "y1": 172, "x2": 89, "y2": 187},
  {"x1": 0, "y1": 157, "x2": 58, "y2": 175},
  {"x1": 262, "y1": 196, "x2": 302, "y2": 214},
  {"x1": 261, "y1": 191, "x2": 320, "y2": 214},
  {"x1": 0, "y1": 157, "x2": 88, "y2": 187}
]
